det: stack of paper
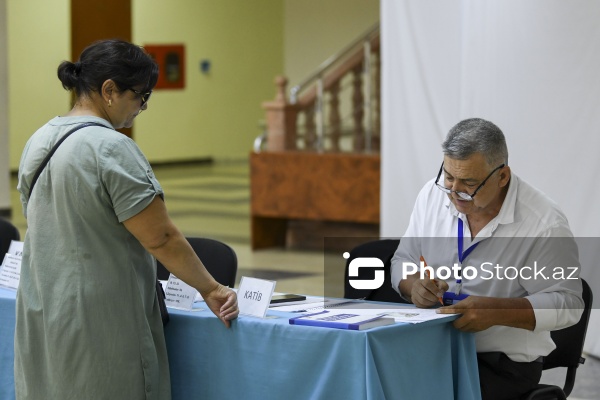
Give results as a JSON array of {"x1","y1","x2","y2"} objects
[
  {"x1": 289, "y1": 310, "x2": 394, "y2": 330},
  {"x1": 278, "y1": 297, "x2": 456, "y2": 324}
]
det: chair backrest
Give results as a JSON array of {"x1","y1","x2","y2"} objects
[
  {"x1": 544, "y1": 278, "x2": 593, "y2": 370},
  {"x1": 156, "y1": 237, "x2": 238, "y2": 288},
  {"x1": 343, "y1": 238, "x2": 408, "y2": 303},
  {"x1": 0, "y1": 218, "x2": 20, "y2": 257},
  {"x1": 521, "y1": 278, "x2": 593, "y2": 400}
]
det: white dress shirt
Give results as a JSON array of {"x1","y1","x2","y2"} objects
[{"x1": 390, "y1": 173, "x2": 584, "y2": 362}]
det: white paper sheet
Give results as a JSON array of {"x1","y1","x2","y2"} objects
[{"x1": 275, "y1": 297, "x2": 456, "y2": 324}]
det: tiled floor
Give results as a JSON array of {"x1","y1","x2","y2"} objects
[{"x1": 7, "y1": 159, "x2": 600, "y2": 398}]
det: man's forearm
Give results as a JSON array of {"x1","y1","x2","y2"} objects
[{"x1": 486, "y1": 297, "x2": 536, "y2": 330}]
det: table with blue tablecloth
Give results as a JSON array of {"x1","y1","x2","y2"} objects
[{"x1": 0, "y1": 287, "x2": 481, "y2": 400}]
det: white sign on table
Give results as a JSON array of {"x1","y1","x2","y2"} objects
[
  {"x1": 0, "y1": 240, "x2": 24, "y2": 290},
  {"x1": 237, "y1": 276, "x2": 276, "y2": 318},
  {"x1": 8, "y1": 240, "x2": 23, "y2": 257},
  {"x1": 164, "y1": 274, "x2": 197, "y2": 310},
  {"x1": 0, "y1": 254, "x2": 22, "y2": 290}
]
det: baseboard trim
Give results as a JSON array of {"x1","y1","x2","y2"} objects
[{"x1": 150, "y1": 157, "x2": 214, "y2": 168}]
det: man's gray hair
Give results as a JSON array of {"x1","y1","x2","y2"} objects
[{"x1": 442, "y1": 118, "x2": 508, "y2": 167}]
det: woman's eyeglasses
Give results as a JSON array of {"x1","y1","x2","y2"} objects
[{"x1": 127, "y1": 88, "x2": 152, "y2": 107}]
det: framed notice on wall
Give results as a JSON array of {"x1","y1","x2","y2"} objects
[{"x1": 144, "y1": 44, "x2": 185, "y2": 89}]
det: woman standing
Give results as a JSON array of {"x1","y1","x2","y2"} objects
[{"x1": 15, "y1": 39, "x2": 238, "y2": 399}]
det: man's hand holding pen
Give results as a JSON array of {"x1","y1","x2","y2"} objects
[
  {"x1": 410, "y1": 272, "x2": 449, "y2": 308},
  {"x1": 399, "y1": 256, "x2": 449, "y2": 308}
]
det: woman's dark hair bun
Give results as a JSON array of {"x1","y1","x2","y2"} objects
[{"x1": 57, "y1": 61, "x2": 79, "y2": 91}]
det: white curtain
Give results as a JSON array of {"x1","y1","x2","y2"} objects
[{"x1": 381, "y1": 0, "x2": 600, "y2": 355}]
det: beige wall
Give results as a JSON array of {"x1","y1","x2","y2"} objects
[
  {"x1": 7, "y1": 0, "x2": 283, "y2": 168},
  {"x1": 133, "y1": 0, "x2": 284, "y2": 162},
  {"x1": 7, "y1": 0, "x2": 71, "y2": 171},
  {"x1": 0, "y1": 0, "x2": 9, "y2": 210},
  {"x1": 283, "y1": 0, "x2": 380, "y2": 86},
  {"x1": 6, "y1": 0, "x2": 379, "y2": 169}
]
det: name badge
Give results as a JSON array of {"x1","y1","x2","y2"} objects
[
  {"x1": 238, "y1": 276, "x2": 276, "y2": 318},
  {"x1": 164, "y1": 274, "x2": 197, "y2": 310}
]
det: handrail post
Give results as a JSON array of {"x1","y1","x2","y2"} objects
[
  {"x1": 363, "y1": 40, "x2": 372, "y2": 153},
  {"x1": 329, "y1": 81, "x2": 341, "y2": 152},
  {"x1": 315, "y1": 77, "x2": 325, "y2": 152},
  {"x1": 352, "y1": 65, "x2": 365, "y2": 151},
  {"x1": 261, "y1": 76, "x2": 298, "y2": 151}
]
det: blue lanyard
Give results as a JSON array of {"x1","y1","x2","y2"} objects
[
  {"x1": 454, "y1": 218, "x2": 479, "y2": 295},
  {"x1": 457, "y1": 219, "x2": 479, "y2": 268}
]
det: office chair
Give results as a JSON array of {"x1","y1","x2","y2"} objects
[
  {"x1": 156, "y1": 237, "x2": 238, "y2": 288},
  {"x1": 0, "y1": 217, "x2": 20, "y2": 257},
  {"x1": 522, "y1": 278, "x2": 593, "y2": 400},
  {"x1": 343, "y1": 238, "x2": 408, "y2": 303}
]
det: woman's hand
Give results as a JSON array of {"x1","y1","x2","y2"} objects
[{"x1": 203, "y1": 284, "x2": 239, "y2": 328}]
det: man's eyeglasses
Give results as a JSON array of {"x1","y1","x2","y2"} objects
[
  {"x1": 127, "y1": 88, "x2": 152, "y2": 107},
  {"x1": 434, "y1": 162, "x2": 505, "y2": 201}
]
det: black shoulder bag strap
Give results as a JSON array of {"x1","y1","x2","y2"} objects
[
  {"x1": 28, "y1": 121, "x2": 170, "y2": 327},
  {"x1": 29, "y1": 122, "x2": 106, "y2": 195}
]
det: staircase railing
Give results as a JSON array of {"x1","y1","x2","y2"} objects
[{"x1": 259, "y1": 23, "x2": 380, "y2": 153}]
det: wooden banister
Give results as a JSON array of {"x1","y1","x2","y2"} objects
[
  {"x1": 261, "y1": 26, "x2": 380, "y2": 153},
  {"x1": 296, "y1": 32, "x2": 379, "y2": 109},
  {"x1": 252, "y1": 25, "x2": 382, "y2": 249},
  {"x1": 261, "y1": 76, "x2": 298, "y2": 151}
]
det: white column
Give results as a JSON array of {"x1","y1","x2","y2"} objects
[{"x1": 0, "y1": 0, "x2": 11, "y2": 216}]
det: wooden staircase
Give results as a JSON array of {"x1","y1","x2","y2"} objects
[{"x1": 251, "y1": 24, "x2": 381, "y2": 250}]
